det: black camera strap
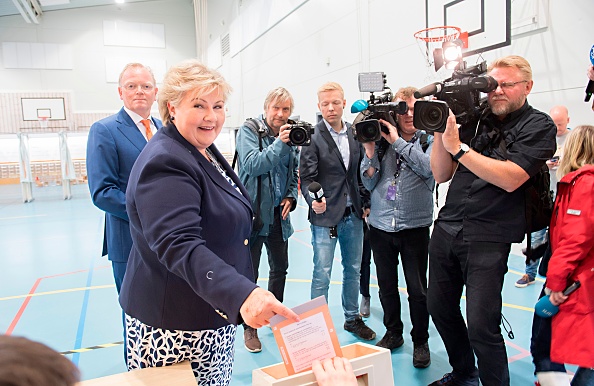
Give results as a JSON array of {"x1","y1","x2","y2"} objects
[{"x1": 232, "y1": 118, "x2": 266, "y2": 236}]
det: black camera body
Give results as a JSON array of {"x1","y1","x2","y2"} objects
[
  {"x1": 413, "y1": 62, "x2": 498, "y2": 133},
  {"x1": 352, "y1": 72, "x2": 409, "y2": 143},
  {"x1": 286, "y1": 119, "x2": 315, "y2": 146}
]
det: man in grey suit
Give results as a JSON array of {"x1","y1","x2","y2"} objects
[
  {"x1": 299, "y1": 81, "x2": 375, "y2": 341},
  {"x1": 86, "y1": 63, "x2": 162, "y2": 293}
]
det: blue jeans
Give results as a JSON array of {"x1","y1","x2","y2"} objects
[
  {"x1": 526, "y1": 228, "x2": 547, "y2": 278},
  {"x1": 311, "y1": 213, "x2": 363, "y2": 322}
]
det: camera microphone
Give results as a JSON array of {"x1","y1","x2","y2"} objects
[
  {"x1": 414, "y1": 83, "x2": 442, "y2": 99},
  {"x1": 351, "y1": 99, "x2": 369, "y2": 113},
  {"x1": 308, "y1": 182, "x2": 324, "y2": 202},
  {"x1": 585, "y1": 45, "x2": 594, "y2": 102}
]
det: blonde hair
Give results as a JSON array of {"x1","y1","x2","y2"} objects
[
  {"x1": 317, "y1": 82, "x2": 344, "y2": 100},
  {"x1": 557, "y1": 125, "x2": 594, "y2": 178},
  {"x1": 263, "y1": 87, "x2": 294, "y2": 114},
  {"x1": 488, "y1": 55, "x2": 533, "y2": 82},
  {"x1": 158, "y1": 59, "x2": 232, "y2": 125},
  {"x1": 393, "y1": 86, "x2": 419, "y2": 101},
  {"x1": 118, "y1": 63, "x2": 156, "y2": 86}
]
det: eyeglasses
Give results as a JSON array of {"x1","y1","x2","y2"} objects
[
  {"x1": 498, "y1": 80, "x2": 528, "y2": 90},
  {"x1": 122, "y1": 83, "x2": 154, "y2": 92}
]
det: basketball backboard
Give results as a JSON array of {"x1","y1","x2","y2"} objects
[{"x1": 425, "y1": 0, "x2": 511, "y2": 57}]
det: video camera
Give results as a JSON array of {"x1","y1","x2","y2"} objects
[
  {"x1": 413, "y1": 62, "x2": 498, "y2": 133},
  {"x1": 286, "y1": 119, "x2": 315, "y2": 146},
  {"x1": 351, "y1": 72, "x2": 408, "y2": 143}
]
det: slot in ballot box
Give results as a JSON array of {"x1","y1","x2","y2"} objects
[
  {"x1": 252, "y1": 342, "x2": 394, "y2": 386},
  {"x1": 75, "y1": 361, "x2": 196, "y2": 386}
]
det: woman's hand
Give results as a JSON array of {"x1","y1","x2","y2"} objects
[{"x1": 240, "y1": 287, "x2": 299, "y2": 328}]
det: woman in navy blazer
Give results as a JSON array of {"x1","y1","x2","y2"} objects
[{"x1": 120, "y1": 60, "x2": 298, "y2": 385}]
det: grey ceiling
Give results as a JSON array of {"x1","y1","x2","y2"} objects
[{"x1": 0, "y1": 0, "x2": 164, "y2": 21}]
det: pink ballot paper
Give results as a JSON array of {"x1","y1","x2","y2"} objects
[{"x1": 269, "y1": 296, "x2": 343, "y2": 375}]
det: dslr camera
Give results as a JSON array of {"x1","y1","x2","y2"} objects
[
  {"x1": 351, "y1": 72, "x2": 408, "y2": 143},
  {"x1": 286, "y1": 119, "x2": 315, "y2": 146},
  {"x1": 413, "y1": 62, "x2": 498, "y2": 133}
]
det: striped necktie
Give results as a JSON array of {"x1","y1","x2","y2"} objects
[{"x1": 141, "y1": 119, "x2": 153, "y2": 140}]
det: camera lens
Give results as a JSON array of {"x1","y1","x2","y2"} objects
[
  {"x1": 289, "y1": 127, "x2": 306, "y2": 145},
  {"x1": 354, "y1": 119, "x2": 381, "y2": 142},
  {"x1": 426, "y1": 107, "x2": 443, "y2": 126},
  {"x1": 413, "y1": 100, "x2": 449, "y2": 133}
]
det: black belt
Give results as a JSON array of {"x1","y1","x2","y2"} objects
[{"x1": 343, "y1": 206, "x2": 355, "y2": 217}]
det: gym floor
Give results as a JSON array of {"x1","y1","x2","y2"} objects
[{"x1": 0, "y1": 183, "x2": 568, "y2": 385}]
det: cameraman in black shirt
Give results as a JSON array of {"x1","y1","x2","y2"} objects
[{"x1": 427, "y1": 55, "x2": 556, "y2": 386}]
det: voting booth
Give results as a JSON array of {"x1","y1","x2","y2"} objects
[{"x1": 252, "y1": 342, "x2": 394, "y2": 386}]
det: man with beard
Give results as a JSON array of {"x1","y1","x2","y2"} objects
[
  {"x1": 235, "y1": 87, "x2": 300, "y2": 353},
  {"x1": 427, "y1": 55, "x2": 556, "y2": 386}
]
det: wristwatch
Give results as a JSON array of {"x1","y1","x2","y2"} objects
[{"x1": 453, "y1": 143, "x2": 470, "y2": 161}]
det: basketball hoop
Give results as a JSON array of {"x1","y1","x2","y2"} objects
[
  {"x1": 38, "y1": 116, "x2": 49, "y2": 130},
  {"x1": 414, "y1": 26, "x2": 467, "y2": 69}
]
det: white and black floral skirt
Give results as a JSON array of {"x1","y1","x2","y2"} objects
[{"x1": 125, "y1": 314, "x2": 237, "y2": 385}]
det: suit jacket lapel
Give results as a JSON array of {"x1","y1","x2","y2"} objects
[
  {"x1": 116, "y1": 108, "x2": 146, "y2": 152},
  {"x1": 318, "y1": 122, "x2": 347, "y2": 172},
  {"x1": 345, "y1": 122, "x2": 358, "y2": 172}
]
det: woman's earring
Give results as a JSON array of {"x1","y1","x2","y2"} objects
[{"x1": 171, "y1": 116, "x2": 175, "y2": 121}]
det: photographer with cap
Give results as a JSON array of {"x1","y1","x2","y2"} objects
[
  {"x1": 360, "y1": 86, "x2": 434, "y2": 368},
  {"x1": 235, "y1": 87, "x2": 300, "y2": 353},
  {"x1": 427, "y1": 55, "x2": 556, "y2": 386}
]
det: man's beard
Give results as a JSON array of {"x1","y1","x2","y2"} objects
[{"x1": 490, "y1": 97, "x2": 524, "y2": 117}]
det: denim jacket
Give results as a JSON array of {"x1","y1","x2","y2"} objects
[
  {"x1": 360, "y1": 131, "x2": 435, "y2": 232},
  {"x1": 235, "y1": 116, "x2": 299, "y2": 240}
]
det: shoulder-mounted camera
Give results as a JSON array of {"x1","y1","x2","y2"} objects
[
  {"x1": 351, "y1": 72, "x2": 408, "y2": 143},
  {"x1": 413, "y1": 61, "x2": 498, "y2": 133}
]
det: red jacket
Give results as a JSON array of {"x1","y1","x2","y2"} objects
[{"x1": 548, "y1": 164, "x2": 594, "y2": 368}]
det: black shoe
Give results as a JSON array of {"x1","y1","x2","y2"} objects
[
  {"x1": 375, "y1": 331, "x2": 404, "y2": 350},
  {"x1": 344, "y1": 317, "x2": 376, "y2": 340},
  {"x1": 413, "y1": 342, "x2": 431, "y2": 368},
  {"x1": 428, "y1": 371, "x2": 479, "y2": 386}
]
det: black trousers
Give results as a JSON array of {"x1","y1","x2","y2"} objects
[
  {"x1": 250, "y1": 206, "x2": 289, "y2": 303},
  {"x1": 368, "y1": 225, "x2": 430, "y2": 344},
  {"x1": 428, "y1": 223, "x2": 511, "y2": 386}
]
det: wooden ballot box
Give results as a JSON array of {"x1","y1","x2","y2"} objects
[
  {"x1": 252, "y1": 342, "x2": 394, "y2": 386},
  {"x1": 75, "y1": 361, "x2": 196, "y2": 386}
]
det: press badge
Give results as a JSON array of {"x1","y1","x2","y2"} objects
[
  {"x1": 386, "y1": 184, "x2": 397, "y2": 201},
  {"x1": 567, "y1": 209, "x2": 581, "y2": 216}
]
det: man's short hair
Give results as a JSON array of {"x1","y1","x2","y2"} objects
[
  {"x1": 393, "y1": 86, "x2": 419, "y2": 102},
  {"x1": 263, "y1": 87, "x2": 294, "y2": 114},
  {"x1": 488, "y1": 55, "x2": 533, "y2": 82},
  {"x1": 0, "y1": 335, "x2": 80, "y2": 386},
  {"x1": 317, "y1": 82, "x2": 344, "y2": 100},
  {"x1": 119, "y1": 63, "x2": 157, "y2": 86}
]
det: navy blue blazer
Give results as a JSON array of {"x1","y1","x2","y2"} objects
[
  {"x1": 86, "y1": 107, "x2": 162, "y2": 263},
  {"x1": 299, "y1": 120, "x2": 366, "y2": 227},
  {"x1": 119, "y1": 123, "x2": 258, "y2": 331}
]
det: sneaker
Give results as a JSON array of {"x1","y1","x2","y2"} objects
[
  {"x1": 428, "y1": 371, "x2": 479, "y2": 386},
  {"x1": 375, "y1": 331, "x2": 404, "y2": 350},
  {"x1": 360, "y1": 296, "x2": 371, "y2": 318},
  {"x1": 244, "y1": 326, "x2": 262, "y2": 353},
  {"x1": 344, "y1": 317, "x2": 376, "y2": 340},
  {"x1": 413, "y1": 342, "x2": 431, "y2": 368},
  {"x1": 515, "y1": 274, "x2": 536, "y2": 288}
]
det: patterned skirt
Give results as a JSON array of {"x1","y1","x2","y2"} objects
[{"x1": 125, "y1": 314, "x2": 237, "y2": 385}]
